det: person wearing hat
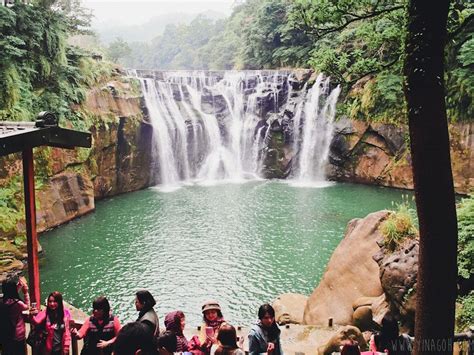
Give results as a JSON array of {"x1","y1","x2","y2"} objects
[{"x1": 199, "y1": 300, "x2": 226, "y2": 354}]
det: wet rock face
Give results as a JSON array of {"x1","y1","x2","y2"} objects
[
  {"x1": 328, "y1": 118, "x2": 473, "y2": 194},
  {"x1": 91, "y1": 115, "x2": 153, "y2": 200},
  {"x1": 36, "y1": 173, "x2": 95, "y2": 231}
]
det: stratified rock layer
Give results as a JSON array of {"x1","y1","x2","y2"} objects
[{"x1": 328, "y1": 118, "x2": 473, "y2": 194}]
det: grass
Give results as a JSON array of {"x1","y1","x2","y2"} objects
[{"x1": 381, "y1": 197, "x2": 418, "y2": 251}]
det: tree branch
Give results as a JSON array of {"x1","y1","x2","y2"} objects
[
  {"x1": 448, "y1": 13, "x2": 474, "y2": 40},
  {"x1": 302, "y1": 5, "x2": 404, "y2": 39},
  {"x1": 348, "y1": 56, "x2": 400, "y2": 87}
]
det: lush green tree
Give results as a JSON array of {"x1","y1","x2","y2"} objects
[
  {"x1": 106, "y1": 37, "x2": 131, "y2": 64},
  {"x1": 0, "y1": 2, "x2": 110, "y2": 124}
]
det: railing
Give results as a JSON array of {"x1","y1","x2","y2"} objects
[{"x1": 22, "y1": 317, "x2": 473, "y2": 355}]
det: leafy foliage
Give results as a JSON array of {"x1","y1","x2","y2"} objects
[
  {"x1": 456, "y1": 291, "x2": 474, "y2": 332},
  {"x1": 0, "y1": 2, "x2": 110, "y2": 127},
  {"x1": 0, "y1": 177, "x2": 23, "y2": 233},
  {"x1": 457, "y1": 195, "x2": 474, "y2": 280},
  {"x1": 106, "y1": 38, "x2": 131, "y2": 64}
]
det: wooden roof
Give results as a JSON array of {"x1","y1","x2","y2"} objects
[{"x1": 0, "y1": 112, "x2": 91, "y2": 156}]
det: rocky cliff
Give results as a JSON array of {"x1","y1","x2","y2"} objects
[{"x1": 328, "y1": 118, "x2": 473, "y2": 195}]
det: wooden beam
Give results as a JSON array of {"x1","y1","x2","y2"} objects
[{"x1": 22, "y1": 148, "x2": 41, "y2": 308}]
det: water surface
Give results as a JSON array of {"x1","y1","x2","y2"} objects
[{"x1": 40, "y1": 181, "x2": 411, "y2": 326}]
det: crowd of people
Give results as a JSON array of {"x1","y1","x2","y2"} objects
[
  {"x1": 0, "y1": 277, "x2": 285, "y2": 355},
  {"x1": 1, "y1": 277, "x2": 414, "y2": 355}
]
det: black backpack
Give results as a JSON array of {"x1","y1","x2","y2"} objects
[{"x1": 0, "y1": 299, "x2": 17, "y2": 345}]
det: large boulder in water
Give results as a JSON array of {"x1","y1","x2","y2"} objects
[{"x1": 303, "y1": 211, "x2": 390, "y2": 326}]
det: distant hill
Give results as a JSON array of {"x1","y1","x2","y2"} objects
[{"x1": 93, "y1": 11, "x2": 228, "y2": 44}]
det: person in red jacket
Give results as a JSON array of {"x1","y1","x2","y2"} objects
[
  {"x1": 31, "y1": 291, "x2": 71, "y2": 355},
  {"x1": 71, "y1": 296, "x2": 121, "y2": 355}
]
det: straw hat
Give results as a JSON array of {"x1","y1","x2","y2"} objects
[{"x1": 202, "y1": 300, "x2": 221, "y2": 313}]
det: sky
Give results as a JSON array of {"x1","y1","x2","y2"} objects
[{"x1": 83, "y1": 0, "x2": 235, "y2": 26}]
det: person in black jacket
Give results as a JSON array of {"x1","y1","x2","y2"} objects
[{"x1": 135, "y1": 290, "x2": 159, "y2": 337}]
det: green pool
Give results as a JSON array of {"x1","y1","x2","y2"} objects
[{"x1": 39, "y1": 181, "x2": 412, "y2": 326}]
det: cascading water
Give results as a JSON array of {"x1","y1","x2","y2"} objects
[
  {"x1": 290, "y1": 73, "x2": 341, "y2": 185},
  {"x1": 134, "y1": 70, "x2": 340, "y2": 189}
]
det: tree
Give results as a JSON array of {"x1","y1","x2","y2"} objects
[
  {"x1": 107, "y1": 37, "x2": 131, "y2": 64},
  {"x1": 403, "y1": 1, "x2": 458, "y2": 354}
]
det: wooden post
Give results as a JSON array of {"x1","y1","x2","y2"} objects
[{"x1": 22, "y1": 148, "x2": 41, "y2": 307}]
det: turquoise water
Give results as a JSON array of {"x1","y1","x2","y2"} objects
[{"x1": 39, "y1": 181, "x2": 411, "y2": 326}]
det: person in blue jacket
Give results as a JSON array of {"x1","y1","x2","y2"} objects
[{"x1": 248, "y1": 304, "x2": 282, "y2": 355}]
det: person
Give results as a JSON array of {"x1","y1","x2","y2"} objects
[
  {"x1": 248, "y1": 304, "x2": 282, "y2": 355},
  {"x1": 341, "y1": 340, "x2": 361, "y2": 355},
  {"x1": 30, "y1": 291, "x2": 71, "y2": 355},
  {"x1": 157, "y1": 330, "x2": 177, "y2": 355},
  {"x1": 135, "y1": 290, "x2": 159, "y2": 337},
  {"x1": 164, "y1": 310, "x2": 189, "y2": 352},
  {"x1": 114, "y1": 321, "x2": 157, "y2": 355},
  {"x1": 0, "y1": 277, "x2": 30, "y2": 355},
  {"x1": 199, "y1": 300, "x2": 226, "y2": 354},
  {"x1": 370, "y1": 315, "x2": 412, "y2": 355},
  {"x1": 71, "y1": 296, "x2": 121, "y2": 355},
  {"x1": 214, "y1": 323, "x2": 244, "y2": 355}
]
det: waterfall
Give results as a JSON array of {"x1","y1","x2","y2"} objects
[
  {"x1": 290, "y1": 73, "x2": 341, "y2": 186},
  {"x1": 134, "y1": 70, "x2": 340, "y2": 189}
]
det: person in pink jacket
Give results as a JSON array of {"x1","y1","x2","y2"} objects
[{"x1": 31, "y1": 291, "x2": 71, "y2": 355}]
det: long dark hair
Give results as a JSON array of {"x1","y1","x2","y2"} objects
[
  {"x1": 216, "y1": 323, "x2": 238, "y2": 353},
  {"x1": 375, "y1": 314, "x2": 399, "y2": 352},
  {"x1": 47, "y1": 291, "x2": 65, "y2": 325},
  {"x1": 2, "y1": 279, "x2": 20, "y2": 301},
  {"x1": 115, "y1": 322, "x2": 156, "y2": 355},
  {"x1": 341, "y1": 341, "x2": 361, "y2": 355},
  {"x1": 136, "y1": 290, "x2": 156, "y2": 317},
  {"x1": 258, "y1": 304, "x2": 275, "y2": 320},
  {"x1": 92, "y1": 296, "x2": 111, "y2": 320},
  {"x1": 257, "y1": 304, "x2": 280, "y2": 342}
]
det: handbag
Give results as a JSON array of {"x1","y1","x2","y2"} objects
[{"x1": 26, "y1": 322, "x2": 47, "y2": 348}]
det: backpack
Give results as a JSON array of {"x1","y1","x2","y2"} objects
[{"x1": 0, "y1": 300, "x2": 17, "y2": 345}]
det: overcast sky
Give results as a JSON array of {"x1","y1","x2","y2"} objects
[{"x1": 83, "y1": 0, "x2": 235, "y2": 26}]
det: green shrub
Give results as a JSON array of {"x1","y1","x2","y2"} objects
[
  {"x1": 457, "y1": 195, "x2": 474, "y2": 280},
  {"x1": 0, "y1": 177, "x2": 23, "y2": 233},
  {"x1": 456, "y1": 291, "x2": 474, "y2": 332},
  {"x1": 381, "y1": 199, "x2": 418, "y2": 251}
]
